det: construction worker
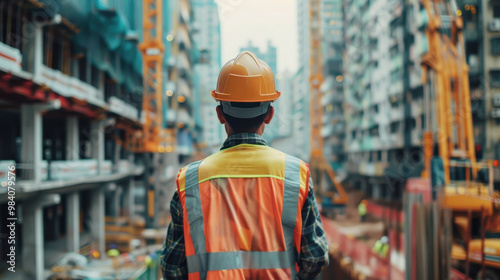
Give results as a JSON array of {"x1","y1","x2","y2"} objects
[
  {"x1": 372, "y1": 236, "x2": 389, "y2": 258},
  {"x1": 358, "y1": 199, "x2": 368, "y2": 222},
  {"x1": 160, "y1": 51, "x2": 329, "y2": 279}
]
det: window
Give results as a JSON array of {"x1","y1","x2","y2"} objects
[
  {"x1": 370, "y1": 125, "x2": 379, "y2": 137},
  {"x1": 492, "y1": 38, "x2": 500, "y2": 55},
  {"x1": 91, "y1": 65, "x2": 100, "y2": 88},
  {"x1": 491, "y1": 70, "x2": 500, "y2": 88},
  {"x1": 494, "y1": 5, "x2": 500, "y2": 18},
  {"x1": 391, "y1": 70, "x2": 401, "y2": 83},
  {"x1": 390, "y1": 121, "x2": 400, "y2": 133}
]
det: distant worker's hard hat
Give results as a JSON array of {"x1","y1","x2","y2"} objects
[
  {"x1": 211, "y1": 51, "x2": 280, "y2": 118},
  {"x1": 361, "y1": 199, "x2": 367, "y2": 205},
  {"x1": 381, "y1": 236, "x2": 389, "y2": 244}
]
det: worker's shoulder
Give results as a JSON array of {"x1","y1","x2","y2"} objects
[{"x1": 176, "y1": 160, "x2": 202, "y2": 181}]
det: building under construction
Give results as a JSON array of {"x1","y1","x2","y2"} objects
[{"x1": 0, "y1": 0, "x2": 200, "y2": 278}]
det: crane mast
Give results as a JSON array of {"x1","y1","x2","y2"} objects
[
  {"x1": 309, "y1": 0, "x2": 347, "y2": 206},
  {"x1": 123, "y1": 0, "x2": 174, "y2": 153}
]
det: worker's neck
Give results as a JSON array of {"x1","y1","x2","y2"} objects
[{"x1": 225, "y1": 123, "x2": 265, "y2": 137}]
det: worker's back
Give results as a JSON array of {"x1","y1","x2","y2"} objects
[{"x1": 177, "y1": 143, "x2": 309, "y2": 279}]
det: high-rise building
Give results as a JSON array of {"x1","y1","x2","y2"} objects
[
  {"x1": 343, "y1": 0, "x2": 428, "y2": 199},
  {"x1": 279, "y1": 0, "x2": 311, "y2": 160},
  {"x1": 475, "y1": 0, "x2": 500, "y2": 165},
  {"x1": 192, "y1": 0, "x2": 223, "y2": 153},
  {"x1": 321, "y1": 0, "x2": 346, "y2": 169},
  {"x1": 164, "y1": 0, "x2": 197, "y2": 159},
  {"x1": 342, "y1": 0, "x2": 500, "y2": 195}
]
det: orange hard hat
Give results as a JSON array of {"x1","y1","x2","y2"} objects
[{"x1": 211, "y1": 51, "x2": 281, "y2": 103}]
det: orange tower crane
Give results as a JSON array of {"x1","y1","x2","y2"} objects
[
  {"x1": 122, "y1": 0, "x2": 175, "y2": 153},
  {"x1": 309, "y1": 0, "x2": 347, "y2": 206}
]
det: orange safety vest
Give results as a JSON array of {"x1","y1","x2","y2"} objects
[{"x1": 177, "y1": 144, "x2": 310, "y2": 279}]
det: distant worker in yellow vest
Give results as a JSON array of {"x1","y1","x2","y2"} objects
[
  {"x1": 358, "y1": 199, "x2": 368, "y2": 222},
  {"x1": 372, "y1": 235, "x2": 389, "y2": 258},
  {"x1": 160, "y1": 51, "x2": 329, "y2": 280}
]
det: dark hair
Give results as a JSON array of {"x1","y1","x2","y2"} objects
[{"x1": 221, "y1": 102, "x2": 270, "y2": 133}]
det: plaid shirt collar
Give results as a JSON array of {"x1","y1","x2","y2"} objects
[{"x1": 220, "y1": 133, "x2": 268, "y2": 150}]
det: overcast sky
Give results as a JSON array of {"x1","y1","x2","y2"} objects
[{"x1": 218, "y1": 0, "x2": 298, "y2": 74}]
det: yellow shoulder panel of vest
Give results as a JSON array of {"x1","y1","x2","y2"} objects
[
  {"x1": 299, "y1": 160, "x2": 308, "y2": 191},
  {"x1": 177, "y1": 166, "x2": 188, "y2": 192},
  {"x1": 177, "y1": 144, "x2": 309, "y2": 191},
  {"x1": 198, "y1": 144, "x2": 287, "y2": 182}
]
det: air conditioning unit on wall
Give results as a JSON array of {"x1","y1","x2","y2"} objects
[
  {"x1": 491, "y1": 109, "x2": 500, "y2": 118},
  {"x1": 489, "y1": 19, "x2": 500, "y2": 32},
  {"x1": 494, "y1": 94, "x2": 500, "y2": 107}
]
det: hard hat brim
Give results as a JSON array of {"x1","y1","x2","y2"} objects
[{"x1": 211, "y1": 90, "x2": 281, "y2": 102}]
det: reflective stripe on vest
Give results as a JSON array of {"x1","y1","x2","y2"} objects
[{"x1": 181, "y1": 154, "x2": 303, "y2": 279}]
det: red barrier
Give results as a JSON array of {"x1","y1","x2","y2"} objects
[
  {"x1": 321, "y1": 216, "x2": 390, "y2": 279},
  {"x1": 366, "y1": 201, "x2": 404, "y2": 225}
]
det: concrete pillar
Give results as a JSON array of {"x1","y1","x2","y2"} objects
[
  {"x1": 90, "y1": 186, "x2": 105, "y2": 254},
  {"x1": 372, "y1": 184, "x2": 381, "y2": 200},
  {"x1": 91, "y1": 121, "x2": 105, "y2": 175},
  {"x1": 20, "y1": 106, "x2": 42, "y2": 182},
  {"x1": 33, "y1": 25, "x2": 43, "y2": 78},
  {"x1": 66, "y1": 192, "x2": 80, "y2": 252},
  {"x1": 66, "y1": 117, "x2": 79, "y2": 160},
  {"x1": 113, "y1": 185, "x2": 122, "y2": 217},
  {"x1": 113, "y1": 142, "x2": 121, "y2": 173},
  {"x1": 123, "y1": 179, "x2": 135, "y2": 220},
  {"x1": 21, "y1": 101, "x2": 60, "y2": 182},
  {"x1": 22, "y1": 194, "x2": 60, "y2": 280}
]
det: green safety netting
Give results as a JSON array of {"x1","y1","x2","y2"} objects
[{"x1": 36, "y1": 0, "x2": 144, "y2": 91}]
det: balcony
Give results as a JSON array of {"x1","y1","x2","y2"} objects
[
  {"x1": 389, "y1": 133, "x2": 404, "y2": 147},
  {"x1": 468, "y1": 54, "x2": 480, "y2": 75},
  {"x1": 390, "y1": 80, "x2": 404, "y2": 95},
  {"x1": 417, "y1": 9, "x2": 428, "y2": 30},
  {"x1": 1, "y1": 158, "x2": 143, "y2": 194},
  {"x1": 0, "y1": 41, "x2": 22, "y2": 74},
  {"x1": 410, "y1": 99, "x2": 424, "y2": 116},
  {"x1": 108, "y1": 96, "x2": 139, "y2": 122},
  {"x1": 411, "y1": 129, "x2": 423, "y2": 146},
  {"x1": 35, "y1": 64, "x2": 106, "y2": 108},
  {"x1": 392, "y1": 54, "x2": 403, "y2": 70},
  {"x1": 414, "y1": 33, "x2": 429, "y2": 57},
  {"x1": 409, "y1": 69, "x2": 422, "y2": 88},
  {"x1": 488, "y1": 19, "x2": 500, "y2": 32},
  {"x1": 464, "y1": 23, "x2": 480, "y2": 41}
]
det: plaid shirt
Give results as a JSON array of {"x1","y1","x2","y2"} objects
[{"x1": 160, "y1": 133, "x2": 329, "y2": 280}]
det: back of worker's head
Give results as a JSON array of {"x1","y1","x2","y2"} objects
[
  {"x1": 211, "y1": 51, "x2": 280, "y2": 133},
  {"x1": 220, "y1": 102, "x2": 271, "y2": 133}
]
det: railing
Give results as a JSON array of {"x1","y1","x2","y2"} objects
[
  {"x1": 0, "y1": 158, "x2": 139, "y2": 190},
  {"x1": 35, "y1": 64, "x2": 106, "y2": 107},
  {"x1": 447, "y1": 160, "x2": 495, "y2": 197},
  {"x1": 0, "y1": 41, "x2": 22, "y2": 73}
]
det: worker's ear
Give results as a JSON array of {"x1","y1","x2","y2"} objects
[
  {"x1": 216, "y1": 105, "x2": 226, "y2": 124},
  {"x1": 264, "y1": 106, "x2": 274, "y2": 124}
]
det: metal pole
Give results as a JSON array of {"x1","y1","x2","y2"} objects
[
  {"x1": 465, "y1": 209, "x2": 472, "y2": 278},
  {"x1": 480, "y1": 207, "x2": 486, "y2": 279}
]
